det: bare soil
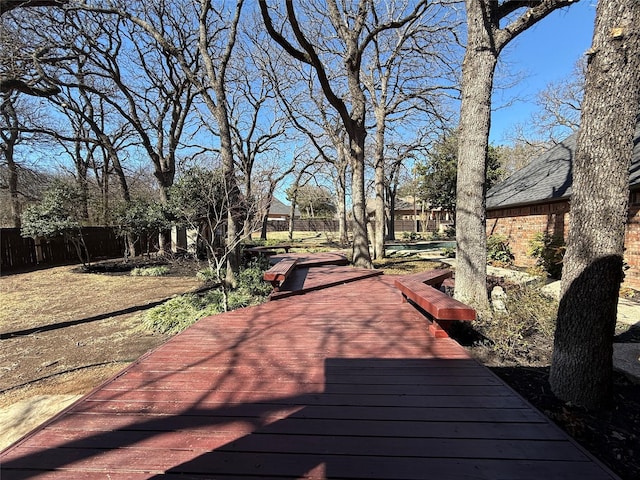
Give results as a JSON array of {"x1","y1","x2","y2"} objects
[
  {"x1": 0, "y1": 259, "x2": 204, "y2": 410},
  {"x1": 1, "y1": 255, "x2": 639, "y2": 479}
]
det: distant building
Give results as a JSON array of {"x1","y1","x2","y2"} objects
[
  {"x1": 267, "y1": 197, "x2": 299, "y2": 223},
  {"x1": 368, "y1": 197, "x2": 453, "y2": 236},
  {"x1": 486, "y1": 124, "x2": 640, "y2": 288}
]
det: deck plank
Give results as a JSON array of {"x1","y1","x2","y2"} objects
[{"x1": 0, "y1": 274, "x2": 619, "y2": 479}]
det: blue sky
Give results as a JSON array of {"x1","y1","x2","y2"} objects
[{"x1": 489, "y1": 1, "x2": 597, "y2": 145}]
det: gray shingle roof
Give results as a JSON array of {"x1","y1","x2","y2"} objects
[
  {"x1": 487, "y1": 123, "x2": 640, "y2": 210},
  {"x1": 269, "y1": 197, "x2": 300, "y2": 216}
]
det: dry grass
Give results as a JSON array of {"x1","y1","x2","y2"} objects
[
  {"x1": 373, "y1": 254, "x2": 443, "y2": 275},
  {"x1": 0, "y1": 265, "x2": 201, "y2": 333}
]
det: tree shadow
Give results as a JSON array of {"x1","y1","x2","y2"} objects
[{"x1": 2, "y1": 357, "x2": 530, "y2": 479}]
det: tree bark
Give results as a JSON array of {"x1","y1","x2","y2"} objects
[
  {"x1": 386, "y1": 185, "x2": 396, "y2": 241},
  {"x1": 373, "y1": 116, "x2": 386, "y2": 260},
  {"x1": 455, "y1": 0, "x2": 577, "y2": 309},
  {"x1": 7, "y1": 141, "x2": 20, "y2": 227},
  {"x1": 1, "y1": 94, "x2": 21, "y2": 227},
  {"x1": 350, "y1": 130, "x2": 371, "y2": 268},
  {"x1": 550, "y1": 0, "x2": 640, "y2": 409},
  {"x1": 454, "y1": 26, "x2": 497, "y2": 309},
  {"x1": 335, "y1": 162, "x2": 348, "y2": 246}
]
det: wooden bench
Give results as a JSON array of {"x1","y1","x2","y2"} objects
[
  {"x1": 263, "y1": 258, "x2": 298, "y2": 291},
  {"x1": 244, "y1": 245, "x2": 292, "y2": 259},
  {"x1": 394, "y1": 269, "x2": 475, "y2": 338}
]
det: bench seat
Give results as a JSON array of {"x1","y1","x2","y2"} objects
[
  {"x1": 394, "y1": 269, "x2": 475, "y2": 338},
  {"x1": 263, "y1": 258, "x2": 298, "y2": 291}
]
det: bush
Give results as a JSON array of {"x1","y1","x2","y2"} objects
[
  {"x1": 441, "y1": 246, "x2": 456, "y2": 258},
  {"x1": 475, "y1": 282, "x2": 557, "y2": 360},
  {"x1": 425, "y1": 231, "x2": 443, "y2": 241},
  {"x1": 196, "y1": 267, "x2": 219, "y2": 283},
  {"x1": 443, "y1": 225, "x2": 455, "y2": 238},
  {"x1": 401, "y1": 231, "x2": 421, "y2": 241},
  {"x1": 130, "y1": 266, "x2": 170, "y2": 277},
  {"x1": 237, "y1": 258, "x2": 273, "y2": 297},
  {"x1": 142, "y1": 292, "x2": 223, "y2": 334},
  {"x1": 142, "y1": 258, "x2": 271, "y2": 334},
  {"x1": 487, "y1": 234, "x2": 514, "y2": 267},
  {"x1": 528, "y1": 232, "x2": 565, "y2": 279}
]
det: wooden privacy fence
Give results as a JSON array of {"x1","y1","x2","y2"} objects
[
  {"x1": 1, "y1": 227, "x2": 125, "y2": 274},
  {"x1": 267, "y1": 218, "x2": 452, "y2": 235},
  {"x1": 266, "y1": 218, "x2": 341, "y2": 233}
]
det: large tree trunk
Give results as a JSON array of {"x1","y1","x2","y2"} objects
[
  {"x1": 454, "y1": 40, "x2": 497, "y2": 309},
  {"x1": 6, "y1": 142, "x2": 21, "y2": 228},
  {"x1": 216, "y1": 103, "x2": 241, "y2": 288},
  {"x1": 2, "y1": 95, "x2": 21, "y2": 228},
  {"x1": 334, "y1": 160, "x2": 348, "y2": 246},
  {"x1": 350, "y1": 131, "x2": 372, "y2": 268},
  {"x1": 550, "y1": 0, "x2": 640, "y2": 410},
  {"x1": 373, "y1": 119, "x2": 386, "y2": 260},
  {"x1": 386, "y1": 185, "x2": 396, "y2": 241},
  {"x1": 288, "y1": 196, "x2": 296, "y2": 241},
  {"x1": 454, "y1": 0, "x2": 578, "y2": 309},
  {"x1": 155, "y1": 172, "x2": 173, "y2": 255}
]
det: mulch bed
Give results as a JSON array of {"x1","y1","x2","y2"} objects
[{"x1": 465, "y1": 338, "x2": 640, "y2": 480}]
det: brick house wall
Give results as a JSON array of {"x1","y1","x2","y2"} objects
[
  {"x1": 624, "y1": 201, "x2": 640, "y2": 288},
  {"x1": 487, "y1": 198, "x2": 640, "y2": 290}
]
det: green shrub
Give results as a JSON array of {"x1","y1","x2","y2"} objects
[
  {"x1": 142, "y1": 292, "x2": 222, "y2": 334},
  {"x1": 196, "y1": 267, "x2": 219, "y2": 283},
  {"x1": 528, "y1": 232, "x2": 565, "y2": 279},
  {"x1": 238, "y1": 260, "x2": 273, "y2": 297},
  {"x1": 130, "y1": 265, "x2": 170, "y2": 277},
  {"x1": 486, "y1": 234, "x2": 514, "y2": 266},
  {"x1": 142, "y1": 258, "x2": 271, "y2": 334},
  {"x1": 443, "y1": 225, "x2": 455, "y2": 238},
  {"x1": 441, "y1": 246, "x2": 456, "y2": 258},
  {"x1": 401, "y1": 231, "x2": 421, "y2": 241}
]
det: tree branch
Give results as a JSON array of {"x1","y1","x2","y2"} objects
[
  {"x1": 0, "y1": 0, "x2": 67, "y2": 15},
  {"x1": 496, "y1": 0, "x2": 579, "y2": 50}
]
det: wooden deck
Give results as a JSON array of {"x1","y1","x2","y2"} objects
[{"x1": 0, "y1": 274, "x2": 619, "y2": 479}]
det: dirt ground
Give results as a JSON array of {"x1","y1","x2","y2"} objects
[
  {"x1": 0, "y1": 259, "x2": 204, "y2": 449},
  {"x1": 1, "y1": 255, "x2": 639, "y2": 479}
]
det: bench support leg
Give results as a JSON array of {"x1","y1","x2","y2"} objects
[{"x1": 429, "y1": 320, "x2": 453, "y2": 338}]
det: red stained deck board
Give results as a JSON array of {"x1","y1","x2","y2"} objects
[
  {"x1": 263, "y1": 258, "x2": 298, "y2": 283},
  {"x1": 0, "y1": 273, "x2": 619, "y2": 479},
  {"x1": 268, "y1": 251, "x2": 349, "y2": 267},
  {"x1": 395, "y1": 278, "x2": 476, "y2": 321},
  {"x1": 270, "y1": 265, "x2": 383, "y2": 299}
]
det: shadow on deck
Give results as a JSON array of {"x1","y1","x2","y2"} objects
[{"x1": 0, "y1": 270, "x2": 619, "y2": 479}]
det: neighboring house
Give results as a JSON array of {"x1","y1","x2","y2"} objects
[
  {"x1": 267, "y1": 197, "x2": 300, "y2": 223},
  {"x1": 486, "y1": 124, "x2": 640, "y2": 288},
  {"x1": 368, "y1": 197, "x2": 453, "y2": 234},
  {"x1": 172, "y1": 197, "x2": 300, "y2": 253}
]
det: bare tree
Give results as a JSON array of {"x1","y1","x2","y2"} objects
[
  {"x1": 0, "y1": 87, "x2": 56, "y2": 227},
  {"x1": 455, "y1": 0, "x2": 578, "y2": 308},
  {"x1": 507, "y1": 60, "x2": 584, "y2": 148},
  {"x1": 383, "y1": 137, "x2": 430, "y2": 240},
  {"x1": 362, "y1": 1, "x2": 459, "y2": 259},
  {"x1": 32, "y1": 4, "x2": 200, "y2": 251},
  {"x1": 228, "y1": 24, "x2": 289, "y2": 240},
  {"x1": 260, "y1": 0, "x2": 429, "y2": 268},
  {"x1": 549, "y1": 0, "x2": 640, "y2": 409},
  {"x1": 49, "y1": 89, "x2": 135, "y2": 224},
  {"x1": 285, "y1": 158, "x2": 321, "y2": 241},
  {"x1": 0, "y1": 6, "x2": 66, "y2": 97},
  {"x1": 253, "y1": 159, "x2": 296, "y2": 241},
  {"x1": 0, "y1": 93, "x2": 22, "y2": 226},
  {"x1": 0, "y1": 0, "x2": 67, "y2": 16},
  {"x1": 270, "y1": 59, "x2": 352, "y2": 246}
]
